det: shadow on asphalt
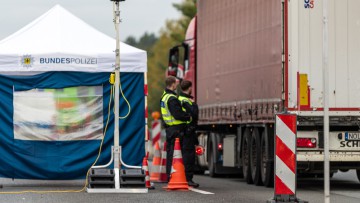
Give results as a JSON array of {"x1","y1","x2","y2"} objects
[
  {"x1": 0, "y1": 179, "x2": 84, "y2": 188},
  {"x1": 298, "y1": 178, "x2": 360, "y2": 191},
  {"x1": 197, "y1": 173, "x2": 360, "y2": 192}
]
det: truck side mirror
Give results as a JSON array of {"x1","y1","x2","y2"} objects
[{"x1": 168, "y1": 47, "x2": 180, "y2": 77}]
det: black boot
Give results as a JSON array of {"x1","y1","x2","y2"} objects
[{"x1": 188, "y1": 180, "x2": 199, "y2": 188}]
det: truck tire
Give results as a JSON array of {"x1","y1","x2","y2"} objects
[
  {"x1": 356, "y1": 170, "x2": 360, "y2": 182},
  {"x1": 242, "y1": 128, "x2": 253, "y2": 184},
  {"x1": 209, "y1": 147, "x2": 217, "y2": 177},
  {"x1": 260, "y1": 129, "x2": 274, "y2": 187},
  {"x1": 250, "y1": 128, "x2": 262, "y2": 186}
]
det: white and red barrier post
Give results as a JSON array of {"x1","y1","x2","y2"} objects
[
  {"x1": 268, "y1": 114, "x2": 308, "y2": 203},
  {"x1": 147, "y1": 112, "x2": 161, "y2": 159},
  {"x1": 151, "y1": 119, "x2": 161, "y2": 146}
]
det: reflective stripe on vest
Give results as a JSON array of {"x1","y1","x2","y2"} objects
[
  {"x1": 178, "y1": 95, "x2": 193, "y2": 106},
  {"x1": 178, "y1": 95, "x2": 192, "y2": 124},
  {"x1": 161, "y1": 93, "x2": 186, "y2": 126}
]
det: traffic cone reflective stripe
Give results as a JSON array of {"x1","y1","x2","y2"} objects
[
  {"x1": 164, "y1": 138, "x2": 189, "y2": 190},
  {"x1": 158, "y1": 142, "x2": 168, "y2": 182},
  {"x1": 150, "y1": 141, "x2": 162, "y2": 182}
]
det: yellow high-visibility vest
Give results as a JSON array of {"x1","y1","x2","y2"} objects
[
  {"x1": 161, "y1": 92, "x2": 186, "y2": 126},
  {"x1": 178, "y1": 95, "x2": 193, "y2": 124}
]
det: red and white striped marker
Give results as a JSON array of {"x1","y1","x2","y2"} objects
[
  {"x1": 144, "y1": 73, "x2": 149, "y2": 141},
  {"x1": 142, "y1": 156, "x2": 154, "y2": 189},
  {"x1": 151, "y1": 120, "x2": 161, "y2": 146},
  {"x1": 269, "y1": 114, "x2": 307, "y2": 203},
  {"x1": 158, "y1": 141, "x2": 168, "y2": 182},
  {"x1": 150, "y1": 142, "x2": 162, "y2": 182},
  {"x1": 275, "y1": 114, "x2": 296, "y2": 195}
]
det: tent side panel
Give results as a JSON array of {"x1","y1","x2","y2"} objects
[{"x1": 0, "y1": 71, "x2": 144, "y2": 179}]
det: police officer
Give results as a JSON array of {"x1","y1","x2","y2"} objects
[
  {"x1": 178, "y1": 80, "x2": 200, "y2": 188},
  {"x1": 160, "y1": 76, "x2": 191, "y2": 182}
]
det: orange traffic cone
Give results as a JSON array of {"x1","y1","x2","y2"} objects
[
  {"x1": 158, "y1": 141, "x2": 168, "y2": 182},
  {"x1": 164, "y1": 138, "x2": 189, "y2": 190},
  {"x1": 150, "y1": 141, "x2": 161, "y2": 182},
  {"x1": 142, "y1": 156, "x2": 155, "y2": 189}
]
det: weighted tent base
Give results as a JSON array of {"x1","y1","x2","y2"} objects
[
  {"x1": 86, "y1": 188, "x2": 148, "y2": 193},
  {"x1": 86, "y1": 168, "x2": 147, "y2": 194}
]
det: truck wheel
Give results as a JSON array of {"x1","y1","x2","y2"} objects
[
  {"x1": 356, "y1": 170, "x2": 360, "y2": 182},
  {"x1": 250, "y1": 128, "x2": 262, "y2": 186},
  {"x1": 242, "y1": 128, "x2": 253, "y2": 184},
  {"x1": 209, "y1": 146, "x2": 217, "y2": 177},
  {"x1": 260, "y1": 129, "x2": 274, "y2": 187}
]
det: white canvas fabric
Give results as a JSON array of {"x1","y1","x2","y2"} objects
[{"x1": 0, "y1": 4, "x2": 147, "y2": 73}]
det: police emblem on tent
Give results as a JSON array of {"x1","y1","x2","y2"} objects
[{"x1": 20, "y1": 54, "x2": 34, "y2": 68}]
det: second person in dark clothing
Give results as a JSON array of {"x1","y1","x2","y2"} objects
[
  {"x1": 160, "y1": 76, "x2": 192, "y2": 182},
  {"x1": 178, "y1": 80, "x2": 199, "y2": 188}
]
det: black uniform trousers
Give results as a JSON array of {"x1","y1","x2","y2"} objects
[
  {"x1": 165, "y1": 124, "x2": 195, "y2": 182},
  {"x1": 182, "y1": 126, "x2": 196, "y2": 181}
]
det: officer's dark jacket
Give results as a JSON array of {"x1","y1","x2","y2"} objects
[
  {"x1": 161, "y1": 88, "x2": 191, "y2": 126},
  {"x1": 179, "y1": 92, "x2": 198, "y2": 125}
]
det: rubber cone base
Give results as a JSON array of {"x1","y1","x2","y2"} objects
[{"x1": 163, "y1": 181, "x2": 189, "y2": 190}]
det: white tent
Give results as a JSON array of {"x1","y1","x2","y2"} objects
[
  {"x1": 0, "y1": 4, "x2": 147, "y2": 73},
  {"x1": 0, "y1": 5, "x2": 147, "y2": 179}
]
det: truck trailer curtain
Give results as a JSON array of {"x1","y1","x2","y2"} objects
[{"x1": 0, "y1": 71, "x2": 145, "y2": 179}]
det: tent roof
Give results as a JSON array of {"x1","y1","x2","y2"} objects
[{"x1": 0, "y1": 5, "x2": 147, "y2": 73}]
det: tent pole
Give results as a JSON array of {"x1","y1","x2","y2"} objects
[{"x1": 114, "y1": 1, "x2": 121, "y2": 190}]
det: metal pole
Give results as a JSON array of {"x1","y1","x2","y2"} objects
[
  {"x1": 323, "y1": 0, "x2": 330, "y2": 202},
  {"x1": 114, "y1": 1, "x2": 121, "y2": 189}
]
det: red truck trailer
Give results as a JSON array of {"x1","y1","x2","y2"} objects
[{"x1": 167, "y1": 0, "x2": 360, "y2": 187}]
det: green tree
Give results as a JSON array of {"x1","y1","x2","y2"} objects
[
  {"x1": 147, "y1": 0, "x2": 197, "y2": 122},
  {"x1": 124, "y1": 36, "x2": 137, "y2": 47},
  {"x1": 125, "y1": 32, "x2": 157, "y2": 57},
  {"x1": 173, "y1": 0, "x2": 197, "y2": 31},
  {"x1": 124, "y1": 1, "x2": 196, "y2": 123},
  {"x1": 173, "y1": 0, "x2": 197, "y2": 19}
]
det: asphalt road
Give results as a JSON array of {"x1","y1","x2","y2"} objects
[{"x1": 0, "y1": 170, "x2": 359, "y2": 203}]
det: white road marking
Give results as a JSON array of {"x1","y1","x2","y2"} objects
[{"x1": 189, "y1": 187, "x2": 214, "y2": 194}]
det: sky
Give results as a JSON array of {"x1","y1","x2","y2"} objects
[{"x1": 0, "y1": 0, "x2": 182, "y2": 41}]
